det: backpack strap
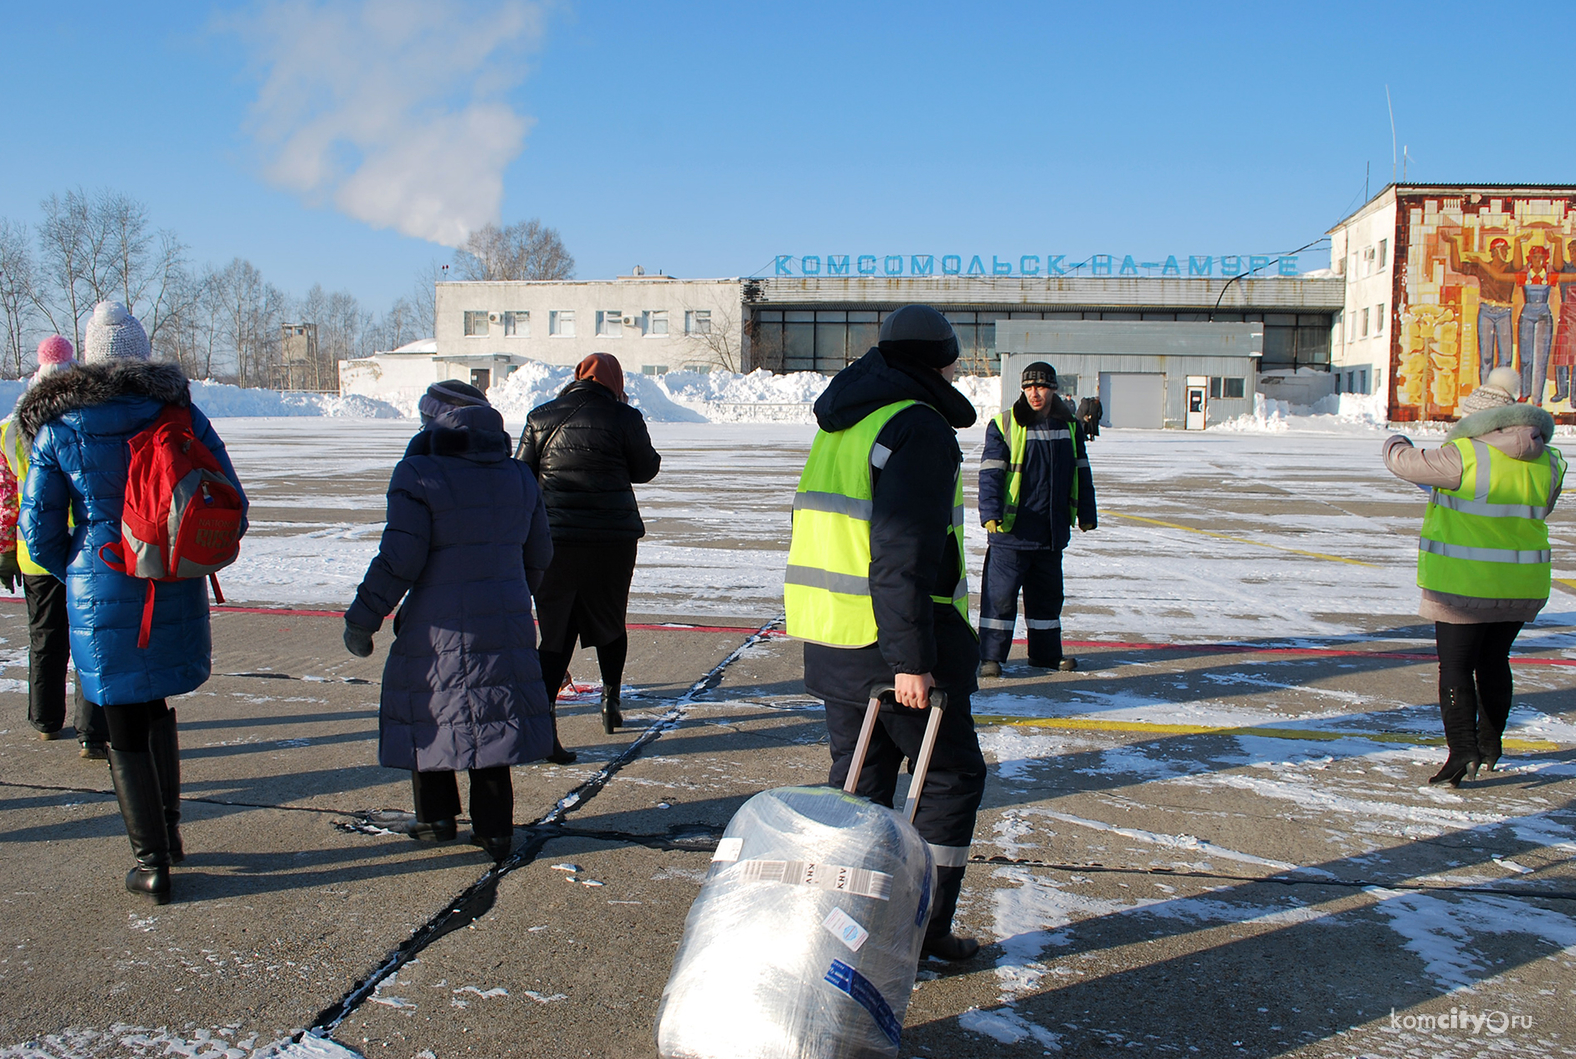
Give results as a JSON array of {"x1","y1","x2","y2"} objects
[{"x1": 138, "y1": 581, "x2": 155, "y2": 650}]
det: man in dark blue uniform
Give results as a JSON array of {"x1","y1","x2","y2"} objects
[{"x1": 977, "y1": 362, "x2": 1097, "y2": 676}]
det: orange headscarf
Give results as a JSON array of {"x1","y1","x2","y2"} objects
[{"x1": 575, "y1": 352, "x2": 625, "y2": 402}]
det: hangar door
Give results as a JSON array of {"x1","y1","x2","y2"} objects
[{"x1": 1099, "y1": 372, "x2": 1164, "y2": 429}]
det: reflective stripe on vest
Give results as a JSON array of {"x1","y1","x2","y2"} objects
[
  {"x1": 994, "y1": 410, "x2": 1079, "y2": 534},
  {"x1": 785, "y1": 401, "x2": 969, "y2": 647},
  {"x1": 0, "y1": 417, "x2": 46, "y2": 576},
  {"x1": 1417, "y1": 438, "x2": 1565, "y2": 601}
]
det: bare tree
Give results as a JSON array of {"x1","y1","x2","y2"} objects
[
  {"x1": 150, "y1": 266, "x2": 218, "y2": 380},
  {"x1": 34, "y1": 190, "x2": 93, "y2": 352},
  {"x1": 0, "y1": 218, "x2": 37, "y2": 377},
  {"x1": 211, "y1": 258, "x2": 284, "y2": 388},
  {"x1": 370, "y1": 297, "x2": 420, "y2": 353},
  {"x1": 453, "y1": 219, "x2": 575, "y2": 281},
  {"x1": 678, "y1": 304, "x2": 745, "y2": 372},
  {"x1": 409, "y1": 259, "x2": 446, "y2": 338}
]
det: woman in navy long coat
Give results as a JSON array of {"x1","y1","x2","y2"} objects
[
  {"x1": 18, "y1": 302, "x2": 247, "y2": 904},
  {"x1": 344, "y1": 381, "x2": 554, "y2": 862}
]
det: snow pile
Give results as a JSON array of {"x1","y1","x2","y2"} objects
[
  {"x1": 655, "y1": 369, "x2": 829, "y2": 423},
  {"x1": 953, "y1": 373, "x2": 1004, "y2": 420},
  {"x1": 0, "y1": 378, "x2": 403, "y2": 420},
  {"x1": 189, "y1": 381, "x2": 403, "y2": 418},
  {"x1": 487, "y1": 361, "x2": 705, "y2": 424},
  {"x1": 1215, "y1": 391, "x2": 1391, "y2": 434}
]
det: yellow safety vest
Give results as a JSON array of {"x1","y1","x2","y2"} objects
[
  {"x1": 785, "y1": 401, "x2": 969, "y2": 647},
  {"x1": 987, "y1": 410, "x2": 1081, "y2": 533},
  {"x1": 1417, "y1": 437, "x2": 1565, "y2": 600},
  {"x1": 0, "y1": 417, "x2": 47, "y2": 576}
]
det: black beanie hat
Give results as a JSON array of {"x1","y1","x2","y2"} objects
[
  {"x1": 878, "y1": 305, "x2": 960, "y2": 369},
  {"x1": 1020, "y1": 362, "x2": 1058, "y2": 389}
]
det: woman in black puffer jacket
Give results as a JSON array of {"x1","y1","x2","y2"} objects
[{"x1": 517, "y1": 353, "x2": 661, "y2": 756}]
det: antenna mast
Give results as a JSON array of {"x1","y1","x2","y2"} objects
[{"x1": 1386, "y1": 86, "x2": 1398, "y2": 184}]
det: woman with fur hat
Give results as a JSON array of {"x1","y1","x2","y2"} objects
[
  {"x1": 344, "y1": 380, "x2": 555, "y2": 863},
  {"x1": 17, "y1": 303, "x2": 247, "y2": 903},
  {"x1": 1383, "y1": 366, "x2": 1566, "y2": 785},
  {"x1": 1, "y1": 336, "x2": 110, "y2": 756},
  {"x1": 516, "y1": 353, "x2": 661, "y2": 751}
]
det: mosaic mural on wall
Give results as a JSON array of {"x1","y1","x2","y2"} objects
[{"x1": 1393, "y1": 192, "x2": 1576, "y2": 423}]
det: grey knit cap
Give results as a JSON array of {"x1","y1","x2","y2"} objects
[{"x1": 83, "y1": 302, "x2": 152, "y2": 363}]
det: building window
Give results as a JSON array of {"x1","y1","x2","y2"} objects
[
  {"x1": 503, "y1": 311, "x2": 529, "y2": 337},
  {"x1": 549, "y1": 310, "x2": 575, "y2": 337},
  {"x1": 647, "y1": 310, "x2": 668, "y2": 336},
  {"x1": 463, "y1": 310, "x2": 489, "y2": 337},
  {"x1": 1362, "y1": 307, "x2": 1370, "y2": 337},
  {"x1": 1378, "y1": 239, "x2": 1388, "y2": 270},
  {"x1": 597, "y1": 310, "x2": 623, "y2": 338},
  {"x1": 686, "y1": 310, "x2": 712, "y2": 334},
  {"x1": 1375, "y1": 303, "x2": 1385, "y2": 334},
  {"x1": 1208, "y1": 377, "x2": 1246, "y2": 399},
  {"x1": 641, "y1": 364, "x2": 668, "y2": 375},
  {"x1": 1057, "y1": 374, "x2": 1078, "y2": 397}
]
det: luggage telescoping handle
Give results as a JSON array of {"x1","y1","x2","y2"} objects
[{"x1": 842, "y1": 684, "x2": 948, "y2": 823}]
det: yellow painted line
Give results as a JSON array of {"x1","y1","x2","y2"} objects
[
  {"x1": 974, "y1": 714, "x2": 1559, "y2": 752},
  {"x1": 1107, "y1": 511, "x2": 1379, "y2": 568},
  {"x1": 1554, "y1": 578, "x2": 1576, "y2": 596}
]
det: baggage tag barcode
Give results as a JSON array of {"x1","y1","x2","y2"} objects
[{"x1": 732, "y1": 859, "x2": 892, "y2": 901}]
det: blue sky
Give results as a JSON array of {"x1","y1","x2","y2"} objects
[{"x1": 2, "y1": 1, "x2": 1569, "y2": 313}]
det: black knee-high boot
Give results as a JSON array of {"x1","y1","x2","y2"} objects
[
  {"x1": 149, "y1": 709, "x2": 184, "y2": 863},
  {"x1": 1430, "y1": 686, "x2": 1482, "y2": 787},
  {"x1": 1476, "y1": 683, "x2": 1512, "y2": 772},
  {"x1": 539, "y1": 647, "x2": 577, "y2": 764},
  {"x1": 109, "y1": 749, "x2": 171, "y2": 903}
]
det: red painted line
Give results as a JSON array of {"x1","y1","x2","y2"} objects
[{"x1": 6, "y1": 595, "x2": 1565, "y2": 666}]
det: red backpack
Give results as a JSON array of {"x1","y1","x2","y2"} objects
[{"x1": 99, "y1": 404, "x2": 244, "y2": 648}]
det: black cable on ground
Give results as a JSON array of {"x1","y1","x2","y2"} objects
[{"x1": 304, "y1": 616, "x2": 783, "y2": 1039}]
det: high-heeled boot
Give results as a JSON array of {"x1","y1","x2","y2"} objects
[
  {"x1": 545, "y1": 703, "x2": 577, "y2": 764},
  {"x1": 109, "y1": 748, "x2": 171, "y2": 903},
  {"x1": 1476, "y1": 683, "x2": 1512, "y2": 772},
  {"x1": 149, "y1": 709, "x2": 184, "y2": 863},
  {"x1": 601, "y1": 688, "x2": 622, "y2": 734},
  {"x1": 1430, "y1": 685, "x2": 1482, "y2": 787}
]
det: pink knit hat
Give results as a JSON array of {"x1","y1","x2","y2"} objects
[{"x1": 37, "y1": 335, "x2": 74, "y2": 365}]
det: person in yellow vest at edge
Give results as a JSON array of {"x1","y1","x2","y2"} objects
[
  {"x1": 1383, "y1": 366, "x2": 1565, "y2": 786},
  {"x1": 785, "y1": 305, "x2": 986, "y2": 962},
  {"x1": 976, "y1": 361, "x2": 1097, "y2": 678},
  {"x1": 0, "y1": 335, "x2": 108, "y2": 758}
]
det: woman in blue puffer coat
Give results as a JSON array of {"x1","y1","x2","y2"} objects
[
  {"x1": 18, "y1": 302, "x2": 247, "y2": 904},
  {"x1": 344, "y1": 381, "x2": 554, "y2": 863}
]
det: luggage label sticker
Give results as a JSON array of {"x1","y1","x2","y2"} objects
[
  {"x1": 730, "y1": 859, "x2": 893, "y2": 900},
  {"x1": 711, "y1": 837, "x2": 744, "y2": 862},
  {"x1": 822, "y1": 906, "x2": 870, "y2": 952}
]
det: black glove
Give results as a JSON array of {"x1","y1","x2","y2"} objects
[
  {"x1": 344, "y1": 620, "x2": 375, "y2": 658},
  {"x1": 0, "y1": 550, "x2": 19, "y2": 593}
]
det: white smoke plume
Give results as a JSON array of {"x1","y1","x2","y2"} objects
[{"x1": 227, "y1": 0, "x2": 544, "y2": 247}]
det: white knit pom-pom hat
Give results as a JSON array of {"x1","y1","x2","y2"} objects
[{"x1": 83, "y1": 301, "x2": 152, "y2": 363}]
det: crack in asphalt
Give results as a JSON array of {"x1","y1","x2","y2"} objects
[{"x1": 304, "y1": 616, "x2": 784, "y2": 1039}]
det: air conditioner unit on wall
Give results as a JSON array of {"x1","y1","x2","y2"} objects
[
  {"x1": 487, "y1": 312, "x2": 504, "y2": 323},
  {"x1": 622, "y1": 315, "x2": 638, "y2": 327}
]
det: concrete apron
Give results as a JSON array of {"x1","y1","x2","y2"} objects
[{"x1": 1, "y1": 606, "x2": 1574, "y2": 1058}]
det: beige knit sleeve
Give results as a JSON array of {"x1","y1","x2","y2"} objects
[{"x1": 1382, "y1": 435, "x2": 1464, "y2": 490}]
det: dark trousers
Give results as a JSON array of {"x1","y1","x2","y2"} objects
[
  {"x1": 823, "y1": 685, "x2": 986, "y2": 938},
  {"x1": 540, "y1": 632, "x2": 629, "y2": 704},
  {"x1": 1435, "y1": 620, "x2": 1521, "y2": 698},
  {"x1": 24, "y1": 573, "x2": 106, "y2": 742},
  {"x1": 978, "y1": 545, "x2": 1065, "y2": 665},
  {"x1": 103, "y1": 699, "x2": 172, "y2": 750},
  {"x1": 412, "y1": 767, "x2": 514, "y2": 839}
]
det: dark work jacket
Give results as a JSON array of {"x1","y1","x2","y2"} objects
[
  {"x1": 348, "y1": 405, "x2": 554, "y2": 772},
  {"x1": 978, "y1": 395, "x2": 1097, "y2": 551},
  {"x1": 802, "y1": 348, "x2": 980, "y2": 698},
  {"x1": 516, "y1": 379, "x2": 661, "y2": 542}
]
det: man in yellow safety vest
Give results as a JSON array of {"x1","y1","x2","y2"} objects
[
  {"x1": 785, "y1": 305, "x2": 986, "y2": 962},
  {"x1": 1384, "y1": 366, "x2": 1565, "y2": 785},
  {"x1": 976, "y1": 362, "x2": 1097, "y2": 677}
]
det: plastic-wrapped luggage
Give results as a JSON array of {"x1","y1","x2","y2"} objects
[{"x1": 655, "y1": 689, "x2": 943, "y2": 1059}]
